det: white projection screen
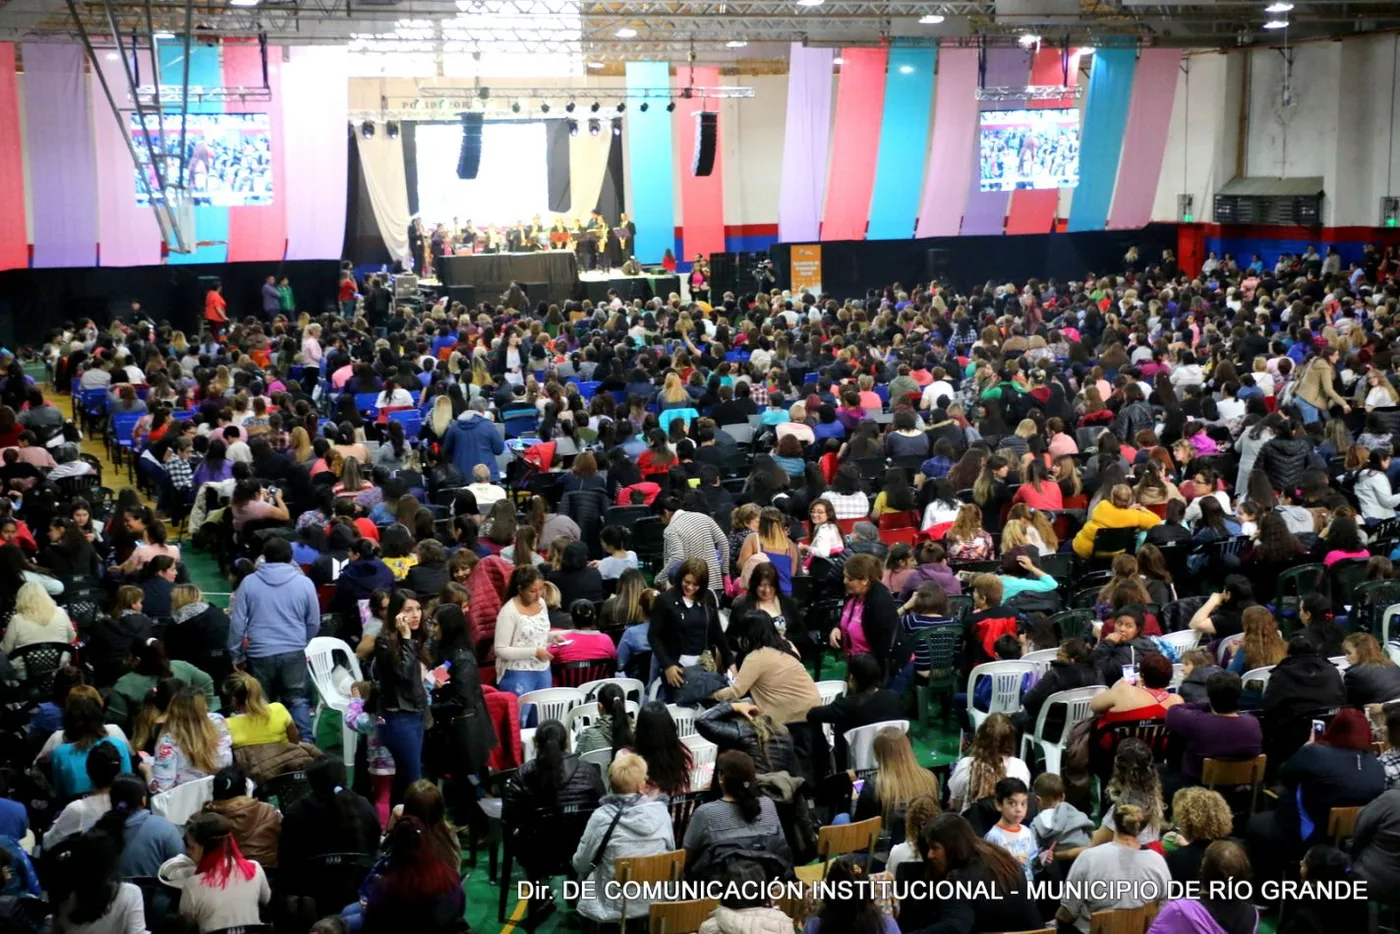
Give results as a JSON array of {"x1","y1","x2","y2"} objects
[{"x1": 415, "y1": 120, "x2": 552, "y2": 228}]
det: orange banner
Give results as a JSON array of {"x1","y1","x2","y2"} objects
[{"x1": 790, "y1": 244, "x2": 823, "y2": 296}]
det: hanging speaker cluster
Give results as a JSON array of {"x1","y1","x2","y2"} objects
[
  {"x1": 692, "y1": 111, "x2": 717, "y2": 177},
  {"x1": 457, "y1": 112, "x2": 484, "y2": 180}
]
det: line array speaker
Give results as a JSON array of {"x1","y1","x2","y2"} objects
[
  {"x1": 692, "y1": 111, "x2": 717, "y2": 177},
  {"x1": 457, "y1": 112, "x2": 484, "y2": 180}
]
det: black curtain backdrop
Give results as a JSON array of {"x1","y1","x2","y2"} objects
[
  {"x1": 594, "y1": 127, "x2": 626, "y2": 226},
  {"x1": 403, "y1": 121, "x2": 420, "y2": 219},
  {"x1": 545, "y1": 118, "x2": 571, "y2": 215},
  {"x1": 343, "y1": 131, "x2": 393, "y2": 268},
  {"x1": 0, "y1": 260, "x2": 343, "y2": 347},
  {"x1": 766, "y1": 224, "x2": 1178, "y2": 298}
]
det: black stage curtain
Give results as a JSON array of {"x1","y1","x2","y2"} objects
[
  {"x1": 766, "y1": 224, "x2": 1179, "y2": 298},
  {"x1": 594, "y1": 127, "x2": 625, "y2": 225},
  {"x1": 343, "y1": 131, "x2": 393, "y2": 268},
  {"x1": 545, "y1": 118, "x2": 572, "y2": 215},
  {"x1": 403, "y1": 121, "x2": 420, "y2": 219},
  {"x1": 0, "y1": 260, "x2": 342, "y2": 346}
]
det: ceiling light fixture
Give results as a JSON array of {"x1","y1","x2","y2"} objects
[
  {"x1": 918, "y1": 13, "x2": 945, "y2": 23},
  {"x1": 639, "y1": 101, "x2": 649, "y2": 112},
  {"x1": 511, "y1": 101, "x2": 521, "y2": 113},
  {"x1": 616, "y1": 102, "x2": 625, "y2": 112},
  {"x1": 105, "y1": 51, "x2": 119, "y2": 61},
  {"x1": 153, "y1": 31, "x2": 175, "y2": 39},
  {"x1": 587, "y1": 61, "x2": 604, "y2": 69},
  {"x1": 541, "y1": 102, "x2": 551, "y2": 113},
  {"x1": 568, "y1": 119, "x2": 578, "y2": 136},
  {"x1": 615, "y1": 26, "x2": 637, "y2": 37},
  {"x1": 386, "y1": 120, "x2": 400, "y2": 139},
  {"x1": 588, "y1": 117, "x2": 601, "y2": 136},
  {"x1": 1262, "y1": 18, "x2": 1288, "y2": 28},
  {"x1": 612, "y1": 117, "x2": 622, "y2": 137},
  {"x1": 565, "y1": 101, "x2": 576, "y2": 113},
  {"x1": 228, "y1": 0, "x2": 258, "y2": 8},
  {"x1": 1076, "y1": 46, "x2": 1096, "y2": 56},
  {"x1": 1018, "y1": 32, "x2": 1040, "y2": 46},
  {"x1": 796, "y1": 0, "x2": 824, "y2": 8},
  {"x1": 359, "y1": 120, "x2": 375, "y2": 139},
  {"x1": 899, "y1": 64, "x2": 915, "y2": 74},
  {"x1": 833, "y1": 56, "x2": 844, "y2": 64},
  {"x1": 1264, "y1": 1, "x2": 1293, "y2": 11},
  {"x1": 590, "y1": 101, "x2": 600, "y2": 112},
  {"x1": 727, "y1": 40, "x2": 748, "y2": 47},
  {"x1": 666, "y1": 101, "x2": 676, "y2": 111}
]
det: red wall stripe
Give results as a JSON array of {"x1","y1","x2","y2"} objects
[
  {"x1": 1004, "y1": 49, "x2": 1081, "y2": 235},
  {"x1": 820, "y1": 48, "x2": 888, "y2": 241},
  {"x1": 0, "y1": 45, "x2": 27, "y2": 271},
  {"x1": 223, "y1": 41, "x2": 287, "y2": 263},
  {"x1": 672, "y1": 65, "x2": 726, "y2": 265}
]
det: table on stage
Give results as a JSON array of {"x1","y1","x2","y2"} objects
[
  {"x1": 436, "y1": 251, "x2": 579, "y2": 304},
  {"x1": 580, "y1": 273, "x2": 682, "y2": 304}
]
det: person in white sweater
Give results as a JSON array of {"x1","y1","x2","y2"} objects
[
  {"x1": 1354, "y1": 451, "x2": 1400, "y2": 523},
  {"x1": 54, "y1": 832, "x2": 146, "y2": 934},
  {"x1": 493, "y1": 565, "x2": 566, "y2": 699},
  {"x1": 174, "y1": 812, "x2": 271, "y2": 934},
  {"x1": 2, "y1": 581, "x2": 76, "y2": 674}
]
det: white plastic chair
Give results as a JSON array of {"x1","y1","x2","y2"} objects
[
  {"x1": 566, "y1": 700, "x2": 640, "y2": 739},
  {"x1": 1240, "y1": 665, "x2": 1274, "y2": 692},
  {"x1": 1159, "y1": 630, "x2": 1200, "y2": 657},
  {"x1": 1330, "y1": 655, "x2": 1351, "y2": 671},
  {"x1": 1021, "y1": 648, "x2": 1060, "y2": 674},
  {"x1": 1170, "y1": 663, "x2": 1186, "y2": 689},
  {"x1": 150, "y1": 775, "x2": 252, "y2": 826},
  {"x1": 1216, "y1": 633, "x2": 1244, "y2": 664},
  {"x1": 666, "y1": 704, "x2": 697, "y2": 737},
  {"x1": 681, "y1": 734, "x2": 718, "y2": 791},
  {"x1": 966, "y1": 661, "x2": 1037, "y2": 734},
  {"x1": 580, "y1": 747, "x2": 615, "y2": 792},
  {"x1": 1019, "y1": 686, "x2": 1104, "y2": 775},
  {"x1": 518, "y1": 687, "x2": 586, "y2": 726},
  {"x1": 577, "y1": 677, "x2": 647, "y2": 704},
  {"x1": 521, "y1": 727, "x2": 537, "y2": 762},
  {"x1": 305, "y1": 636, "x2": 363, "y2": 762},
  {"x1": 842, "y1": 719, "x2": 910, "y2": 772},
  {"x1": 815, "y1": 680, "x2": 847, "y2": 705}
]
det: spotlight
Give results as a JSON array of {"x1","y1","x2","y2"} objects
[
  {"x1": 899, "y1": 64, "x2": 915, "y2": 74},
  {"x1": 1262, "y1": 18, "x2": 1288, "y2": 27},
  {"x1": 588, "y1": 118, "x2": 601, "y2": 136},
  {"x1": 726, "y1": 40, "x2": 748, "y2": 47},
  {"x1": 385, "y1": 120, "x2": 400, "y2": 139},
  {"x1": 477, "y1": 87, "x2": 490, "y2": 99},
  {"x1": 359, "y1": 120, "x2": 375, "y2": 139},
  {"x1": 568, "y1": 119, "x2": 579, "y2": 136},
  {"x1": 615, "y1": 26, "x2": 637, "y2": 37},
  {"x1": 611, "y1": 117, "x2": 622, "y2": 137},
  {"x1": 590, "y1": 101, "x2": 600, "y2": 113},
  {"x1": 587, "y1": 61, "x2": 605, "y2": 69},
  {"x1": 1264, "y1": 1, "x2": 1293, "y2": 10},
  {"x1": 639, "y1": 101, "x2": 649, "y2": 112},
  {"x1": 511, "y1": 101, "x2": 521, "y2": 113},
  {"x1": 541, "y1": 102, "x2": 551, "y2": 113},
  {"x1": 1018, "y1": 32, "x2": 1040, "y2": 46},
  {"x1": 154, "y1": 31, "x2": 175, "y2": 39},
  {"x1": 666, "y1": 101, "x2": 676, "y2": 112},
  {"x1": 565, "y1": 101, "x2": 576, "y2": 113},
  {"x1": 796, "y1": 0, "x2": 823, "y2": 7},
  {"x1": 616, "y1": 102, "x2": 625, "y2": 113},
  {"x1": 918, "y1": 13, "x2": 945, "y2": 23}
]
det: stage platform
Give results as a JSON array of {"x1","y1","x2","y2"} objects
[
  {"x1": 578, "y1": 271, "x2": 682, "y2": 304},
  {"x1": 436, "y1": 251, "x2": 578, "y2": 304}
]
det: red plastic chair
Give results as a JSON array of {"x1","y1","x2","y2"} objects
[
  {"x1": 877, "y1": 511, "x2": 919, "y2": 531},
  {"x1": 881, "y1": 527, "x2": 920, "y2": 547},
  {"x1": 836, "y1": 518, "x2": 860, "y2": 537}
]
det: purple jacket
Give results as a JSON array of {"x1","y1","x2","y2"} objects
[
  {"x1": 901, "y1": 562, "x2": 963, "y2": 600},
  {"x1": 1148, "y1": 900, "x2": 1257, "y2": 934}
]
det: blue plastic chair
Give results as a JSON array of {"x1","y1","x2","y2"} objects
[
  {"x1": 874, "y1": 384, "x2": 891, "y2": 407},
  {"x1": 503, "y1": 413, "x2": 539, "y2": 440},
  {"x1": 79, "y1": 389, "x2": 108, "y2": 430},
  {"x1": 352, "y1": 392, "x2": 380, "y2": 415},
  {"x1": 387, "y1": 410, "x2": 423, "y2": 439},
  {"x1": 578, "y1": 381, "x2": 600, "y2": 401}
]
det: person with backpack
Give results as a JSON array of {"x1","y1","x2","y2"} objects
[{"x1": 682, "y1": 750, "x2": 793, "y2": 882}]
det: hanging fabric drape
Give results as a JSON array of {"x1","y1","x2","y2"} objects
[
  {"x1": 567, "y1": 128, "x2": 612, "y2": 221},
  {"x1": 355, "y1": 131, "x2": 412, "y2": 267}
]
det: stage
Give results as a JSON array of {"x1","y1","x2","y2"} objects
[
  {"x1": 578, "y1": 270, "x2": 682, "y2": 304},
  {"x1": 436, "y1": 251, "x2": 579, "y2": 305}
]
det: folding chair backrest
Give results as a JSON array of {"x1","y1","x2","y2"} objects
[
  {"x1": 518, "y1": 687, "x2": 586, "y2": 724},
  {"x1": 614, "y1": 849, "x2": 685, "y2": 886},
  {"x1": 649, "y1": 898, "x2": 720, "y2": 934},
  {"x1": 843, "y1": 719, "x2": 910, "y2": 771},
  {"x1": 817, "y1": 815, "x2": 882, "y2": 864}
]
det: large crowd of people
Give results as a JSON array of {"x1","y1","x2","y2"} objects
[{"x1": 1, "y1": 239, "x2": 1399, "y2": 934}]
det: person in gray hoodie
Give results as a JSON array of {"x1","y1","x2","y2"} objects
[
  {"x1": 97, "y1": 772, "x2": 186, "y2": 919},
  {"x1": 441, "y1": 397, "x2": 506, "y2": 482},
  {"x1": 1175, "y1": 649, "x2": 1220, "y2": 705},
  {"x1": 1030, "y1": 773, "x2": 1094, "y2": 853},
  {"x1": 227, "y1": 537, "x2": 319, "y2": 740},
  {"x1": 1353, "y1": 786, "x2": 1400, "y2": 893},
  {"x1": 571, "y1": 751, "x2": 675, "y2": 927}
]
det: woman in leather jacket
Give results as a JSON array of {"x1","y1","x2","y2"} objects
[
  {"x1": 695, "y1": 700, "x2": 797, "y2": 775},
  {"x1": 427, "y1": 604, "x2": 497, "y2": 839},
  {"x1": 372, "y1": 589, "x2": 429, "y2": 801},
  {"x1": 503, "y1": 719, "x2": 604, "y2": 880}
]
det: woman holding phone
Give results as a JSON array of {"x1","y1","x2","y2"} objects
[{"x1": 373, "y1": 589, "x2": 430, "y2": 800}]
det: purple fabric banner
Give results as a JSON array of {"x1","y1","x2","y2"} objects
[
  {"x1": 1107, "y1": 48, "x2": 1182, "y2": 229},
  {"x1": 914, "y1": 49, "x2": 980, "y2": 238},
  {"x1": 777, "y1": 43, "x2": 834, "y2": 244},
  {"x1": 92, "y1": 49, "x2": 163, "y2": 267},
  {"x1": 283, "y1": 46, "x2": 348, "y2": 260},
  {"x1": 22, "y1": 44, "x2": 98, "y2": 268},
  {"x1": 959, "y1": 48, "x2": 1033, "y2": 236}
]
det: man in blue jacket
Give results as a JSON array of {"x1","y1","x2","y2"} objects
[
  {"x1": 228, "y1": 537, "x2": 320, "y2": 739},
  {"x1": 442, "y1": 396, "x2": 506, "y2": 481}
]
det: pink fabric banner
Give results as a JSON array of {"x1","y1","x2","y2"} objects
[
  {"x1": 1107, "y1": 48, "x2": 1181, "y2": 229},
  {"x1": 282, "y1": 46, "x2": 347, "y2": 261},
  {"x1": 914, "y1": 48, "x2": 979, "y2": 238},
  {"x1": 92, "y1": 49, "x2": 162, "y2": 267},
  {"x1": 777, "y1": 43, "x2": 834, "y2": 244},
  {"x1": 820, "y1": 47, "x2": 887, "y2": 241},
  {"x1": 23, "y1": 44, "x2": 99, "y2": 268},
  {"x1": 959, "y1": 49, "x2": 1032, "y2": 236},
  {"x1": 1005, "y1": 49, "x2": 1081, "y2": 235},
  {"x1": 672, "y1": 66, "x2": 725, "y2": 264},
  {"x1": 225, "y1": 41, "x2": 287, "y2": 262},
  {"x1": 0, "y1": 44, "x2": 28, "y2": 271}
]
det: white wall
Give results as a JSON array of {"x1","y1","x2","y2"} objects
[{"x1": 1153, "y1": 35, "x2": 1400, "y2": 228}]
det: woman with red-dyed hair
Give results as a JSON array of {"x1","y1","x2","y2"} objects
[
  {"x1": 1244, "y1": 706, "x2": 1385, "y2": 883},
  {"x1": 177, "y1": 811, "x2": 271, "y2": 933},
  {"x1": 363, "y1": 817, "x2": 464, "y2": 934}
]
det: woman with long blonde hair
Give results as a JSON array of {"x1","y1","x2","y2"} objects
[
  {"x1": 1229, "y1": 606, "x2": 1286, "y2": 674},
  {"x1": 946, "y1": 504, "x2": 994, "y2": 562},
  {"x1": 737, "y1": 506, "x2": 799, "y2": 592},
  {"x1": 659, "y1": 371, "x2": 689, "y2": 406},
  {"x1": 430, "y1": 394, "x2": 454, "y2": 441},
  {"x1": 288, "y1": 426, "x2": 313, "y2": 465},
  {"x1": 1000, "y1": 503, "x2": 1058, "y2": 556},
  {"x1": 150, "y1": 684, "x2": 232, "y2": 792},
  {"x1": 223, "y1": 670, "x2": 299, "y2": 747},
  {"x1": 858, "y1": 727, "x2": 939, "y2": 826}
]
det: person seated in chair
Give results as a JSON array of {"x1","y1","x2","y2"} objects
[{"x1": 805, "y1": 654, "x2": 904, "y2": 771}]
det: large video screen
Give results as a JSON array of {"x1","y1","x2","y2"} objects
[
  {"x1": 978, "y1": 108, "x2": 1080, "y2": 192},
  {"x1": 130, "y1": 113, "x2": 273, "y2": 206}
]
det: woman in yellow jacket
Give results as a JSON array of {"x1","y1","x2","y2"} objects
[{"x1": 1072, "y1": 484, "x2": 1163, "y2": 558}]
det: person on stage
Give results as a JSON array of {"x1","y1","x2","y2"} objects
[
  {"x1": 527, "y1": 215, "x2": 545, "y2": 251},
  {"x1": 589, "y1": 211, "x2": 611, "y2": 273},
  {"x1": 549, "y1": 218, "x2": 571, "y2": 251},
  {"x1": 576, "y1": 217, "x2": 597, "y2": 271},
  {"x1": 462, "y1": 220, "x2": 479, "y2": 253},
  {"x1": 507, "y1": 220, "x2": 526, "y2": 253},
  {"x1": 618, "y1": 212, "x2": 636, "y2": 255},
  {"x1": 622, "y1": 256, "x2": 642, "y2": 276},
  {"x1": 662, "y1": 248, "x2": 677, "y2": 273}
]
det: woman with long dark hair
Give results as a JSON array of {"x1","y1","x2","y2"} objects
[
  {"x1": 426, "y1": 603, "x2": 496, "y2": 838},
  {"x1": 896, "y1": 812, "x2": 1041, "y2": 933},
  {"x1": 633, "y1": 700, "x2": 693, "y2": 796},
  {"x1": 682, "y1": 750, "x2": 791, "y2": 881},
  {"x1": 278, "y1": 755, "x2": 380, "y2": 871},
  {"x1": 52, "y1": 829, "x2": 146, "y2": 934},
  {"x1": 651, "y1": 558, "x2": 732, "y2": 699},
  {"x1": 577, "y1": 682, "x2": 635, "y2": 756},
  {"x1": 95, "y1": 772, "x2": 185, "y2": 879},
  {"x1": 361, "y1": 817, "x2": 463, "y2": 934},
  {"x1": 372, "y1": 589, "x2": 429, "y2": 798}
]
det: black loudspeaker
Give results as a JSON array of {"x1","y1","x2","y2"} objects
[
  {"x1": 926, "y1": 248, "x2": 951, "y2": 284},
  {"x1": 692, "y1": 111, "x2": 717, "y2": 177},
  {"x1": 457, "y1": 113, "x2": 484, "y2": 180}
]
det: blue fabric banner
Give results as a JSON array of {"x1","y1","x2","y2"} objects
[
  {"x1": 625, "y1": 61, "x2": 676, "y2": 263},
  {"x1": 866, "y1": 45, "x2": 936, "y2": 240},
  {"x1": 1066, "y1": 48, "x2": 1137, "y2": 232},
  {"x1": 159, "y1": 40, "x2": 228, "y2": 264}
]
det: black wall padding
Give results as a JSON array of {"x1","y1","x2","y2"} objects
[
  {"x1": 402, "y1": 121, "x2": 420, "y2": 218},
  {"x1": 594, "y1": 126, "x2": 626, "y2": 224},
  {"x1": 545, "y1": 118, "x2": 572, "y2": 214},
  {"x1": 692, "y1": 111, "x2": 717, "y2": 177},
  {"x1": 457, "y1": 112, "x2": 484, "y2": 180}
]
